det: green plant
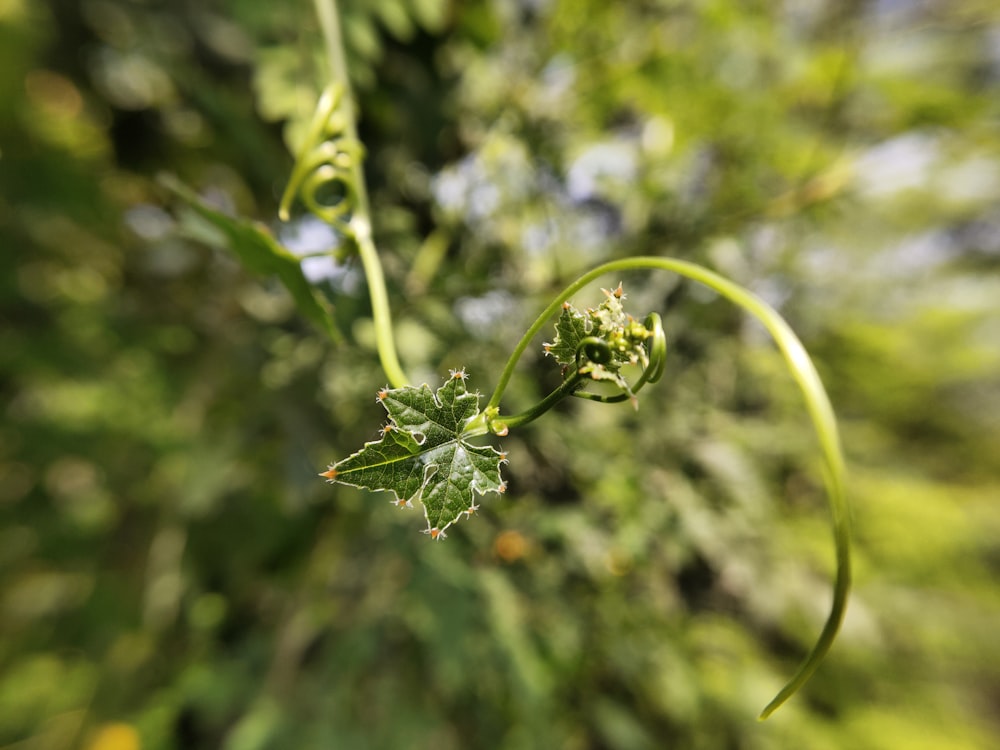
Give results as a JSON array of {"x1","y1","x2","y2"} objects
[{"x1": 165, "y1": 0, "x2": 850, "y2": 722}]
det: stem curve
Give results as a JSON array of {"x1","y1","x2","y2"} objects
[
  {"x1": 290, "y1": 0, "x2": 409, "y2": 389},
  {"x1": 488, "y1": 257, "x2": 850, "y2": 718}
]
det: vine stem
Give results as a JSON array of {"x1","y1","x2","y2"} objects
[
  {"x1": 488, "y1": 257, "x2": 850, "y2": 718},
  {"x1": 311, "y1": 0, "x2": 845, "y2": 714},
  {"x1": 313, "y1": 0, "x2": 409, "y2": 388}
]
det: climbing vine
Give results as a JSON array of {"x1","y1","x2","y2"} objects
[{"x1": 166, "y1": 0, "x2": 851, "y2": 722}]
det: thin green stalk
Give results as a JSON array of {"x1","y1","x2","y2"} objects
[
  {"x1": 354, "y1": 222, "x2": 409, "y2": 389},
  {"x1": 314, "y1": 0, "x2": 369, "y2": 219},
  {"x1": 489, "y1": 257, "x2": 850, "y2": 718},
  {"x1": 493, "y1": 371, "x2": 586, "y2": 433},
  {"x1": 313, "y1": 0, "x2": 408, "y2": 388}
]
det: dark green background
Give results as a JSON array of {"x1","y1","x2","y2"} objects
[{"x1": 2, "y1": 1, "x2": 999, "y2": 748}]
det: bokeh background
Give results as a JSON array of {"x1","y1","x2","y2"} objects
[{"x1": 2, "y1": 0, "x2": 1000, "y2": 748}]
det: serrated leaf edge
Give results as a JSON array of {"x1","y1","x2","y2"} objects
[{"x1": 322, "y1": 371, "x2": 508, "y2": 540}]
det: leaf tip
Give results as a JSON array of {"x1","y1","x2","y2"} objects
[
  {"x1": 320, "y1": 467, "x2": 338, "y2": 481},
  {"x1": 423, "y1": 527, "x2": 448, "y2": 541}
]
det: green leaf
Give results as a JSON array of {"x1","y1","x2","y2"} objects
[
  {"x1": 323, "y1": 371, "x2": 507, "y2": 539},
  {"x1": 543, "y1": 302, "x2": 589, "y2": 365},
  {"x1": 160, "y1": 174, "x2": 340, "y2": 342}
]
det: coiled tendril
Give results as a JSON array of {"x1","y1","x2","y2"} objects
[
  {"x1": 279, "y1": 83, "x2": 365, "y2": 233},
  {"x1": 573, "y1": 312, "x2": 666, "y2": 404}
]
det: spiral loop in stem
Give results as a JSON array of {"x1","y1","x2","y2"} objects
[{"x1": 279, "y1": 84, "x2": 365, "y2": 234}]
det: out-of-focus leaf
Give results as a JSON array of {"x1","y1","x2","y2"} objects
[
  {"x1": 160, "y1": 174, "x2": 339, "y2": 341},
  {"x1": 373, "y1": 0, "x2": 416, "y2": 41},
  {"x1": 408, "y1": 0, "x2": 449, "y2": 34}
]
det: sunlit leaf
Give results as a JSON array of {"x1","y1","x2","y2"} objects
[{"x1": 323, "y1": 371, "x2": 507, "y2": 538}]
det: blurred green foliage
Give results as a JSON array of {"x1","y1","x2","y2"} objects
[{"x1": 2, "y1": 0, "x2": 999, "y2": 748}]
